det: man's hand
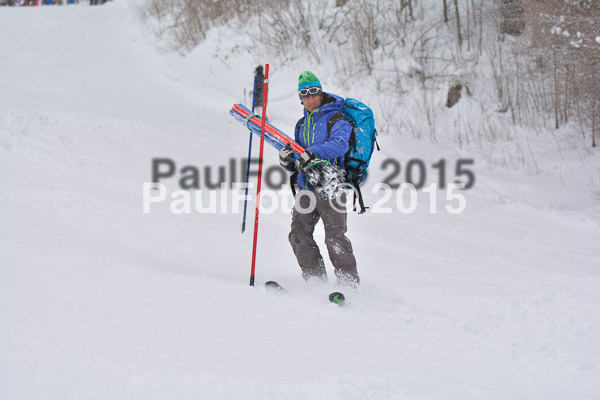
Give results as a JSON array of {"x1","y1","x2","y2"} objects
[
  {"x1": 294, "y1": 150, "x2": 319, "y2": 173},
  {"x1": 279, "y1": 143, "x2": 295, "y2": 169}
]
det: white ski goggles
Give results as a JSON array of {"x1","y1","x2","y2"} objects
[{"x1": 298, "y1": 87, "x2": 322, "y2": 98}]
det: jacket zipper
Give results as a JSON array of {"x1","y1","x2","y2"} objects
[{"x1": 303, "y1": 109, "x2": 319, "y2": 147}]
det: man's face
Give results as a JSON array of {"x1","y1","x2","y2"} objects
[{"x1": 303, "y1": 94, "x2": 323, "y2": 113}]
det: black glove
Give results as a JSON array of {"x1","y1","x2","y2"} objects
[
  {"x1": 279, "y1": 143, "x2": 295, "y2": 169},
  {"x1": 294, "y1": 150, "x2": 319, "y2": 173}
]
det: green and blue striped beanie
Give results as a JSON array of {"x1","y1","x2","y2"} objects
[{"x1": 298, "y1": 71, "x2": 321, "y2": 90}]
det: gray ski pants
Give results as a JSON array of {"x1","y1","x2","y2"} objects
[{"x1": 288, "y1": 190, "x2": 359, "y2": 286}]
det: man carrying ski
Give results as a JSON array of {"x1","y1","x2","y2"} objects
[{"x1": 279, "y1": 71, "x2": 360, "y2": 288}]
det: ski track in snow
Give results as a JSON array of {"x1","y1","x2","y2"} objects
[{"x1": 1, "y1": 2, "x2": 600, "y2": 400}]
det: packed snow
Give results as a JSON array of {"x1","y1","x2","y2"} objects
[{"x1": 1, "y1": 2, "x2": 599, "y2": 400}]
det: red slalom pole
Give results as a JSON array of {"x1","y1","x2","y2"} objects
[{"x1": 249, "y1": 64, "x2": 269, "y2": 287}]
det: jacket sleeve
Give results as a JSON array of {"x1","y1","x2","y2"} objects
[{"x1": 306, "y1": 118, "x2": 351, "y2": 160}]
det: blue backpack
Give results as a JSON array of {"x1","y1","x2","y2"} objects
[{"x1": 330, "y1": 98, "x2": 379, "y2": 213}]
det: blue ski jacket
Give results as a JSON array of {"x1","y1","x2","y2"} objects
[{"x1": 289, "y1": 92, "x2": 351, "y2": 190}]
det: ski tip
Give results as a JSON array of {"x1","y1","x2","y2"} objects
[
  {"x1": 329, "y1": 292, "x2": 345, "y2": 306},
  {"x1": 265, "y1": 281, "x2": 286, "y2": 292}
]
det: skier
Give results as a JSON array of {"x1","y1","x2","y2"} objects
[
  {"x1": 252, "y1": 65, "x2": 264, "y2": 112},
  {"x1": 279, "y1": 71, "x2": 360, "y2": 288}
]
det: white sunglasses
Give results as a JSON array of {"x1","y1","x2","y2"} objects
[{"x1": 299, "y1": 87, "x2": 322, "y2": 97}]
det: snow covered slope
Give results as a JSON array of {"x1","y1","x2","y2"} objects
[{"x1": 1, "y1": 2, "x2": 599, "y2": 399}]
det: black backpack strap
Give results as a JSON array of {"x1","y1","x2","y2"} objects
[
  {"x1": 351, "y1": 180, "x2": 368, "y2": 214},
  {"x1": 289, "y1": 118, "x2": 303, "y2": 198},
  {"x1": 289, "y1": 172, "x2": 298, "y2": 197},
  {"x1": 295, "y1": 117, "x2": 304, "y2": 143},
  {"x1": 327, "y1": 111, "x2": 354, "y2": 170},
  {"x1": 326, "y1": 112, "x2": 346, "y2": 140},
  {"x1": 355, "y1": 183, "x2": 368, "y2": 214}
]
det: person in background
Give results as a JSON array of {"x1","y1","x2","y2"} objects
[{"x1": 252, "y1": 65, "x2": 264, "y2": 113}]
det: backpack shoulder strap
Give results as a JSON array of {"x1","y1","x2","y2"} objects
[
  {"x1": 352, "y1": 181, "x2": 368, "y2": 214},
  {"x1": 290, "y1": 117, "x2": 304, "y2": 197},
  {"x1": 326, "y1": 112, "x2": 346, "y2": 140},
  {"x1": 295, "y1": 117, "x2": 305, "y2": 142}
]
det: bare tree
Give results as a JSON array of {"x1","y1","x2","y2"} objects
[
  {"x1": 524, "y1": 0, "x2": 600, "y2": 146},
  {"x1": 499, "y1": 0, "x2": 524, "y2": 36},
  {"x1": 453, "y1": 0, "x2": 463, "y2": 49},
  {"x1": 443, "y1": 0, "x2": 448, "y2": 23},
  {"x1": 139, "y1": 0, "x2": 599, "y2": 150}
]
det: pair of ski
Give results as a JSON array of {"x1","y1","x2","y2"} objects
[
  {"x1": 265, "y1": 281, "x2": 346, "y2": 306},
  {"x1": 229, "y1": 103, "x2": 302, "y2": 153},
  {"x1": 229, "y1": 103, "x2": 346, "y2": 200}
]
